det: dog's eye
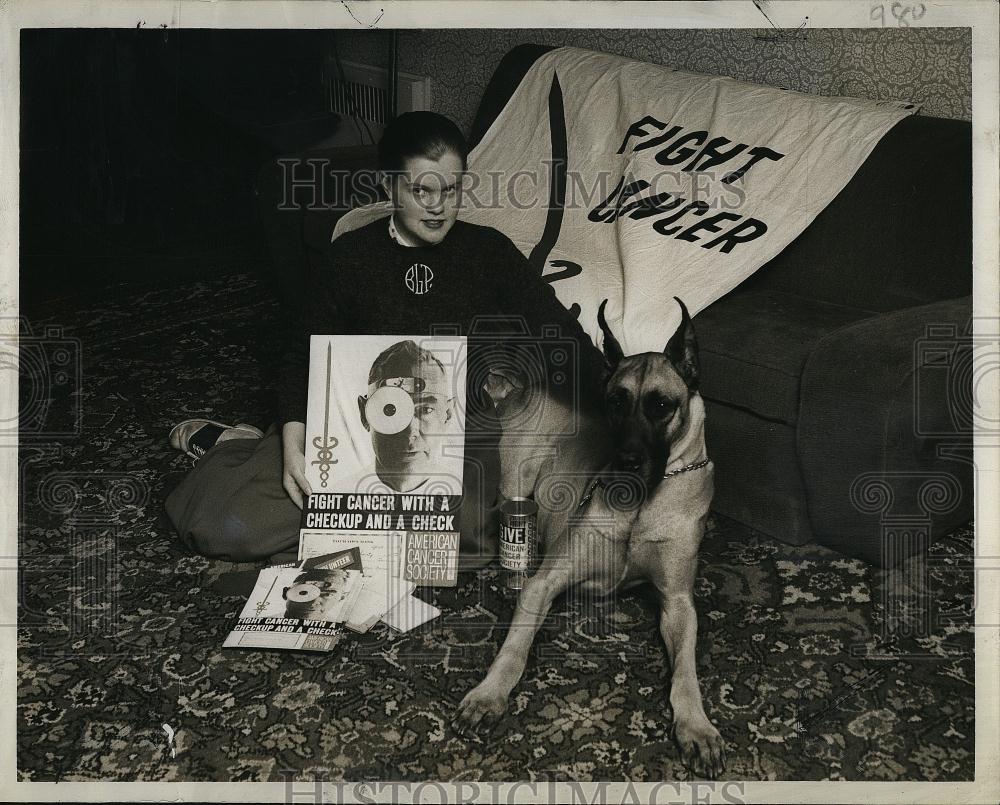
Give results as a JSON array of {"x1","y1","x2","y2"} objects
[
  {"x1": 607, "y1": 391, "x2": 628, "y2": 411},
  {"x1": 648, "y1": 397, "x2": 676, "y2": 419}
]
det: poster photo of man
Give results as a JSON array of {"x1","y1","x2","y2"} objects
[{"x1": 304, "y1": 335, "x2": 467, "y2": 496}]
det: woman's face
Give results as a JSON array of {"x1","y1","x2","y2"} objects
[{"x1": 384, "y1": 149, "x2": 464, "y2": 247}]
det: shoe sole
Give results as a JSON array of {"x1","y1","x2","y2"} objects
[{"x1": 169, "y1": 419, "x2": 264, "y2": 460}]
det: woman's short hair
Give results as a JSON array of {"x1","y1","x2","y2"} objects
[{"x1": 377, "y1": 111, "x2": 468, "y2": 174}]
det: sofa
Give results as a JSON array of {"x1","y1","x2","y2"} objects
[{"x1": 257, "y1": 44, "x2": 973, "y2": 566}]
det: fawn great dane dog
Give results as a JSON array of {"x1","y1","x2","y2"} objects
[{"x1": 454, "y1": 298, "x2": 726, "y2": 778}]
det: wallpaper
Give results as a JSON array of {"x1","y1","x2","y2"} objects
[{"x1": 338, "y1": 27, "x2": 971, "y2": 134}]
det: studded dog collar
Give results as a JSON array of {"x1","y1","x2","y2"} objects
[{"x1": 577, "y1": 458, "x2": 711, "y2": 510}]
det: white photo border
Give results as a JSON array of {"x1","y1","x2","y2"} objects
[{"x1": 1, "y1": 2, "x2": 997, "y2": 803}]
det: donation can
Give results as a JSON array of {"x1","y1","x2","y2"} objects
[{"x1": 499, "y1": 496, "x2": 538, "y2": 591}]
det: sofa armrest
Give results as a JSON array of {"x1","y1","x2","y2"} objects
[{"x1": 795, "y1": 296, "x2": 973, "y2": 563}]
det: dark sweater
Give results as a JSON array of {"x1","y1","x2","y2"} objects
[{"x1": 276, "y1": 219, "x2": 606, "y2": 429}]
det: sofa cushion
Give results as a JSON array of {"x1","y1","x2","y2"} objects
[
  {"x1": 694, "y1": 290, "x2": 874, "y2": 424},
  {"x1": 703, "y1": 401, "x2": 815, "y2": 545},
  {"x1": 795, "y1": 295, "x2": 973, "y2": 564}
]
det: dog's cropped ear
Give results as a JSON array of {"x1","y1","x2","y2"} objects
[
  {"x1": 483, "y1": 368, "x2": 523, "y2": 407},
  {"x1": 598, "y1": 299, "x2": 625, "y2": 374},
  {"x1": 665, "y1": 297, "x2": 699, "y2": 391}
]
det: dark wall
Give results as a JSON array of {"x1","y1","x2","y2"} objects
[{"x1": 20, "y1": 29, "x2": 343, "y2": 303}]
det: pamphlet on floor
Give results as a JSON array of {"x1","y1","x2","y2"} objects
[{"x1": 223, "y1": 549, "x2": 365, "y2": 652}]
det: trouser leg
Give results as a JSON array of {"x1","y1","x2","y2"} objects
[{"x1": 165, "y1": 425, "x2": 300, "y2": 562}]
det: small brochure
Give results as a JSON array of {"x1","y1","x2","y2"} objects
[{"x1": 223, "y1": 549, "x2": 364, "y2": 652}]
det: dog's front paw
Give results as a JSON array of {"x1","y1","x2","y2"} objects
[
  {"x1": 674, "y1": 717, "x2": 726, "y2": 779},
  {"x1": 453, "y1": 683, "x2": 509, "y2": 740}
]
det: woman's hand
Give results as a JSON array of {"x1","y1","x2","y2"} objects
[{"x1": 281, "y1": 421, "x2": 311, "y2": 508}]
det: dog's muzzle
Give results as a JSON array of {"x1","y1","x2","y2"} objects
[{"x1": 616, "y1": 451, "x2": 644, "y2": 473}]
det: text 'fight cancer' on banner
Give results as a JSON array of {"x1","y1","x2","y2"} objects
[{"x1": 460, "y1": 46, "x2": 917, "y2": 354}]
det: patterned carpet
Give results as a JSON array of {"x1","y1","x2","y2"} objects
[{"x1": 17, "y1": 272, "x2": 974, "y2": 782}]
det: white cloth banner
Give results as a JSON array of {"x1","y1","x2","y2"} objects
[{"x1": 459, "y1": 46, "x2": 917, "y2": 354}]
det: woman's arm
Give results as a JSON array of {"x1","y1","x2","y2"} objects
[{"x1": 281, "y1": 420, "x2": 311, "y2": 508}]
